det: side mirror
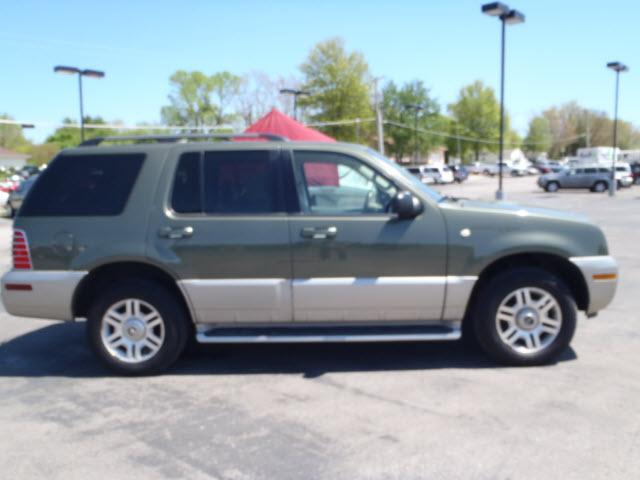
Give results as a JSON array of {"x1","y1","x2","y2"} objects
[{"x1": 391, "y1": 191, "x2": 423, "y2": 219}]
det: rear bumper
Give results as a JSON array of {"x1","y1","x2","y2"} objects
[
  {"x1": 1, "y1": 270, "x2": 87, "y2": 321},
  {"x1": 569, "y1": 256, "x2": 618, "y2": 315}
]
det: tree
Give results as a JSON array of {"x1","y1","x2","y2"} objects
[
  {"x1": 236, "y1": 72, "x2": 299, "y2": 126},
  {"x1": 46, "y1": 117, "x2": 112, "y2": 149},
  {"x1": 19, "y1": 143, "x2": 60, "y2": 166},
  {"x1": 210, "y1": 71, "x2": 242, "y2": 125},
  {"x1": 0, "y1": 114, "x2": 29, "y2": 150},
  {"x1": 448, "y1": 80, "x2": 505, "y2": 161},
  {"x1": 160, "y1": 70, "x2": 241, "y2": 128},
  {"x1": 382, "y1": 80, "x2": 443, "y2": 162},
  {"x1": 524, "y1": 116, "x2": 552, "y2": 154},
  {"x1": 299, "y1": 38, "x2": 374, "y2": 142}
]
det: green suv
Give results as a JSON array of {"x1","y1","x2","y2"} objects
[{"x1": 1, "y1": 134, "x2": 618, "y2": 375}]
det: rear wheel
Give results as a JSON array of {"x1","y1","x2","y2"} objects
[
  {"x1": 591, "y1": 181, "x2": 607, "y2": 193},
  {"x1": 545, "y1": 181, "x2": 559, "y2": 192},
  {"x1": 87, "y1": 280, "x2": 190, "y2": 375},
  {"x1": 472, "y1": 267, "x2": 577, "y2": 366}
]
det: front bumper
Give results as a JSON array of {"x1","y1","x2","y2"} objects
[
  {"x1": 1, "y1": 270, "x2": 87, "y2": 321},
  {"x1": 569, "y1": 256, "x2": 618, "y2": 315}
]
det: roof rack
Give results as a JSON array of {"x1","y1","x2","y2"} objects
[{"x1": 79, "y1": 133, "x2": 288, "y2": 147}]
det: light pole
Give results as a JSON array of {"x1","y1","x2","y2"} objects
[
  {"x1": 404, "y1": 104, "x2": 424, "y2": 163},
  {"x1": 482, "y1": 2, "x2": 525, "y2": 200},
  {"x1": 279, "y1": 88, "x2": 310, "y2": 121},
  {"x1": 54, "y1": 66, "x2": 105, "y2": 142},
  {"x1": 606, "y1": 61, "x2": 628, "y2": 197}
]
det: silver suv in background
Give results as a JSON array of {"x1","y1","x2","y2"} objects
[{"x1": 538, "y1": 167, "x2": 612, "y2": 193}]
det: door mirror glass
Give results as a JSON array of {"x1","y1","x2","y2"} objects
[{"x1": 391, "y1": 191, "x2": 423, "y2": 219}]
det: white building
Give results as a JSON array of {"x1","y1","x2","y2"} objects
[
  {"x1": 0, "y1": 147, "x2": 29, "y2": 170},
  {"x1": 571, "y1": 147, "x2": 620, "y2": 166},
  {"x1": 619, "y1": 149, "x2": 640, "y2": 164}
]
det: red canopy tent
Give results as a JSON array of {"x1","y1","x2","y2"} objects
[{"x1": 244, "y1": 108, "x2": 339, "y2": 186}]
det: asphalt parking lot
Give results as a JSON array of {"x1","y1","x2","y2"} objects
[{"x1": 1, "y1": 175, "x2": 639, "y2": 480}]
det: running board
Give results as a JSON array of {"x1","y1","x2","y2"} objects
[{"x1": 196, "y1": 325, "x2": 461, "y2": 344}]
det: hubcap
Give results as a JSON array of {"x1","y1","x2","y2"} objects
[
  {"x1": 495, "y1": 287, "x2": 562, "y2": 354},
  {"x1": 100, "y1": 299, "x2": 165, "y2": 364}
]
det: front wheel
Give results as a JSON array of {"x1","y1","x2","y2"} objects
[
  {"x1": 472, "y1": 268, "x2": 577, "y2": 366},
  {"x1": 545, "y1": 182, "x2": 559, "y2": 192},
  {"x1": 87, "y1": 280, "x2": 190, "y2": 375},
  {"x1": 591, "y1": 181, "x2": 607, "y2": 193}
]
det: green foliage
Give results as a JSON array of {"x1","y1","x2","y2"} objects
[
  {"x1": 299, "y1": 38, "x2": 373, "y2": 142},
  {"x1": 161, "y1": 70, "x2": 242, "y2": 127},
  {"x1": 448, "y1": 81, "x2": 501, "y2": 161},
  {"x1": 19, "y1": 143, "x2": 60, "y2": 165},
  {"x1": 0, "y1": 114, "x2": 29, "y2": 150},
  {"x1": 46, "y1": 117, "x2": 112, "y2": 149},
  {"x1": 537, "y1": 102, "x2": 640, "y2": 157},
  {"x1": 382, "y1": 80, "x2": 443, "y2": 162},
  {"x1": 524, "y1": 116, "x2": 552, "y2": 154}
]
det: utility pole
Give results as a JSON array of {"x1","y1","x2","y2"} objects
[
  {"x1": 606, "y1": 61, "x2": 629, "y2": 197},
  {"x1": 586, "y1": 112, "x2": 591, "y2": 148},
  {"x1": 373, "y1": 77, "x2": 385, "y2": 155}
]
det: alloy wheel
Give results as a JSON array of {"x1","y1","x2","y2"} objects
[
  {"x1": 100, "y1": 298, "x2": 165, "y2": 363},
  {"x1": 495, "y1": 287, "x2": 562, "y2": 355}
]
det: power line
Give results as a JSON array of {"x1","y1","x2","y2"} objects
[
  {"x1": 0, "y1": 118, "x2": 235, "y2": 131},
  {"x1": 0, "y1": 116, "x2": 587, "y2": 146}
]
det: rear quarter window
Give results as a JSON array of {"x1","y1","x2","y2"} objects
[{"x1": 20, "y1": 153, "x2": 145, "y2": 216}]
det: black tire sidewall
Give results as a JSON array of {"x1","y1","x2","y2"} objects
[
  {"x1": 87, "y1": 280, "x2": 190, "y2": 375},
  {"x1": 545, "y1": 182, "x2": 559, "y2": 192},
  {"x1": 473, "y1": 268, "x2": 577, "y2": 366}
]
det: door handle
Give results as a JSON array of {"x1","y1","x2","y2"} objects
[
  {"x1": 300, "y1": 226, "x2": 338, "y2": 240},
  {"x1": 158, "y1": 226, "x2": 194, "y2": 239}
]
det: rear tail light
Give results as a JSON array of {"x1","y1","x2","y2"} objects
[{"x1": 12, "y1": 229, "x2": 32, "y2": 270}]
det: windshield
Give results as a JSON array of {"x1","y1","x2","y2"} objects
[{"x1": 363, "y1": 148, "x2": 443, "y2": 201}]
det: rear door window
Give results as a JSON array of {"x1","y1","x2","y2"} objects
[
  {"x1": 203, "y1": 150, "x2": 282, "y2": 214},
  {"x1": 171, "y1": 152, "x2": 202, "y2": 213},
  {"x1": 20, "y1": 153, "x2": 144, "y2": 216}
]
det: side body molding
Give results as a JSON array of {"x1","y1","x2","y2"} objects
[{"x1": 178, "y1": 276, "x2": 477, "y2": 325}]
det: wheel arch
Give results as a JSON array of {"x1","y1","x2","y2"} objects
[
  {"x1": 72, "y1": 261, "x2": 194, "y2": 322},
  {"x1": 465, "y1": 252, "x2": 589, "y2": 320}
]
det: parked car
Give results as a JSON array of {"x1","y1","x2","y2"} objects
[
  {"x1": 7, "y1": 175, "x2": 38, "y2": 217},
  {"x1": 1, "y1": 134, "x2": 618, "y2": 375},
  {"x1": 480, "y1": 162, "x2": 511, "y2": 176},
  {"x1": 613, "y1": 163, "x2": 633, "y2": 188},
  {"x1": 406, "y1": 165, "x2": 453, "y2": 184},
  {"x1": 631, "y1": 163, "x2": 640, "y2": 184},
  {"x1": 537, "y1": 167, "x2": 612, "y2": 192},
  {"x1": 450, "y1": 165, "x2": 469, "y2": 183},
  {"x1": 406, "y1": 166, "x2": 435, "y2": 185}
]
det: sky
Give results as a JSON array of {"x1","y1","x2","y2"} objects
[{"x1": 2, "y1": 0, "x2": 639, "y2": 144}]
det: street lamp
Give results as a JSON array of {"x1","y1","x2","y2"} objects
[
  {"x1": 482, "y1": 2, "x2": 525, "y2": 200},
  {"x1": 54, "y1": 65, "x2": 105, "y2": 142},
  {"x1": 279, "y1": 88, "x2": 310, "y2": 121},
  {"x1": 404, "y1": 104, "x2": 425, "y2": 163},
  {"x1": 606, "y1": 61, "x2": 628, "y2": 197}
]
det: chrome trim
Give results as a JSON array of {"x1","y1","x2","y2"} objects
[
  {"x1": 1, "y1": 270, "x2": 87, "y2": 321},
  {"x1": 569, "y1": 255, "x2": 618, "y2": 314},
  {"x1": 196, "y1": 329, "x2": 461, "y2": 344}
]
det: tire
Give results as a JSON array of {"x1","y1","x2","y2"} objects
[
  {"x1": 545, "y1": 182, "x2": 559, "y2": 193},
  {"x1": 472, "y1": 267, "x2": 577, "y2": 366},
  {"x1": 86, "y1": 279, "x2": 190, "y2": 375},
  {"x1": 591, "y1": 181, "x2": 607, "y2": 193}
]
